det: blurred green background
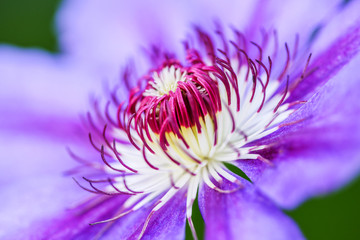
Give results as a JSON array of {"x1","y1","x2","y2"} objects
[{"x1": 1, "y1": 0, "x2": 359, "y2": 239}]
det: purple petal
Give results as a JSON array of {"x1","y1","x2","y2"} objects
[
  {"x1": 0, "y1": 134, "x2": 92, "y2": 238},
  {"x1": 56, "y1": 0, "x2": 258, "y2": 74},
  {"x1": 2, "y1": 188, "x2": 187, "y2": 240},
  {"x1": 56, "y1": 0, "x2": 360, "y2": 74},
  {"x1": 0, "y1": 46, "x2": 96, "y2": 117},
  {"x1": 0, "y1": 46, "x2": 98, "y2": 178},
  {"x1": 250, "y1": 0, "x2": 360, "y2": 46},
  {"x1": 308, "y1": 0, "x2": 360, "y2": 54},
  {"x1": 0, "y1": 46, "x2": 104, "y2": 144},
  {"x1": 0, "y1": 133, "x2": 80, "y2": 183},
  {"x1": 289, "y1": 19, "x2": 360, "y2": 102},
  {"x1": 198, "y1": 181, "x2": 304, "y2": 240},
  {"x1": 239, "y1": 53, "x2": 360, "y2": 209},
  {"x1": 0, "y1": 175, "x2": 88, "y2": 239},
  {"x1": 3, "y1": 193, "x2": 128, "y2": 239},
  {"x1": 128, "y1": 189, "x2": 187, "y2": 240},
  {"x1": 247, "y1": 0, "x2": 336, "y2": 40}
]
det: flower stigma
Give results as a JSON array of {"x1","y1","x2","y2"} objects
[{"x1": 72, "y1": 28, "x2": 311, "y2": 240}]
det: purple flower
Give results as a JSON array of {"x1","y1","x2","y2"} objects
[{"x1": 1, "y1": 0, "x2": 360, "y2": 239}]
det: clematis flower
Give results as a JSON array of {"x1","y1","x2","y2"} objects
[{"x1": 1, "y1": 0, "x2": 360, "y2": 239}]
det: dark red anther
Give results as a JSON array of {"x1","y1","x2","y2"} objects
[
  {"x1": 236, "y1": 130, "x2": 248, "y2": 142},
  {"x1": 195, "y1": 26, "x2": 216, "y2": 63},
  {"x1": 248, "y1": 60, "x2": 258, "y2": 103},
  {"x1": 255, "y1": 59, "x2": 270, "y2": 89},
  {"x1": 125, "y1": 113, "x2": 141, "y2": 150},
  {"x1": 169, "y1": 174, "x2": 180, "y2": 189},
  {"x1": 232, "y1": 29, "x2": 248, "y2": 53},
  {"x1": 112, "y1": 140, "x2": 139, "y2": 173},
  {"x1": 274, "y1": 76, "x2": 289, "y2": 113},
  {"x1": 278, "y1": 43, "x2": 290, "y2": 81},
  {"x1": 289, "y1": 53, "x2": 313, "y2": 92},
  {"x1": 122, "y1": 174, "x2": 144, "y2": 194},
  {"x1": 256, "y1": 77, "x2": 266, "y2": 113},
  {"x1": 83, "y1": 177, "x2": 121, "y2": 196},
  {"x1": 292, "y1": 34, "x2": 300, "y2": 60},
  {"x1": 105, "y1": 101, "x2": 117, "y2": 127},
  {"x1": 73, "y1": 177, "x2": 101, "y2": 195},
  {"x1": 88, "y1": 133, "x2": 103, "y2": 154},
  {"x1": 250, "y1": 41, "x2": 263, "y2": 67},
  {"x1": 107, "y1": 178, "x2": 136, "y2": 195},
  {"x1": 87, "y1": 112, "x2": 101, "y2": 136},
  {"x1": 100, "y1": 145, "x2": 125, "y2": 173},
  {"x1": 267, "y1": 57, "x2": 273, "y2": 87},
  {"x1": 230, "y1": 41, "x2": 251, "y2": 81},
  {"x1": 136, "y1": 119, "x2": 155, "y2": 154},
  {"x1": 223, "y1": 103, "x2": 236, "y2": 133},
  {"x1": 142, "y1": 147, "x2": 160, "y2": 170}
]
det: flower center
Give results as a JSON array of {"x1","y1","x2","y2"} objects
[
  {"x1": 105, "y1": 58, "x2": 295, "y2": 238},
  {"x1": 74, "y1": 29, "x2": 310, "y2": 240}
]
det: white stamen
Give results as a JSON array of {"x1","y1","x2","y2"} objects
[{"x1": 144, "y1": 66, "x2": 187, "y2": 97}]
